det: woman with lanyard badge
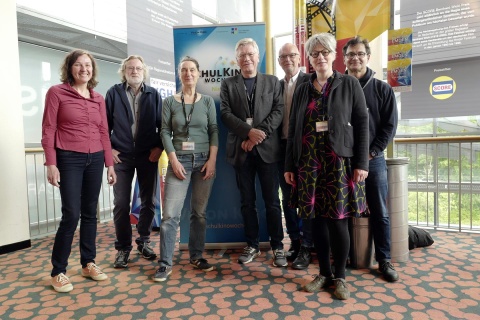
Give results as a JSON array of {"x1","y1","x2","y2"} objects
[
  {"x1": 284, "y1": 33, "x2": 369, "y2": 299},
  {"x1": 153, "y1": 56, "x2": 219, "y2": 282}
]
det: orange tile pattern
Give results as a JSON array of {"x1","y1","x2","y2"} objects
[{"x1": 1, "y1": 222, "x2": 479, "y2": 319}]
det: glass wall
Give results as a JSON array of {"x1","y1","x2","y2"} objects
[{"x1": 19, "y1": 42, "x2": 120, "y2": 145}]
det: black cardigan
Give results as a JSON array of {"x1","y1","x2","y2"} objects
[{"x1": 285, "y1": 71, "x2": 369, "y2": 172}]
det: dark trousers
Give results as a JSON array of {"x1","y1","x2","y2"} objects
[
  {"x1": 51, "y1": 150, "x2": 104, "y2": 277},
  {"x1": 235, "y1": 152, "x2": 284, "y2": 250},
  {"x1": 366, "y1": 156, "x2": 391, "y2": 262},
  {"x1": 278, "y1": 139, "x2": 313, "y2": 247},
  {"x1": 312, "y1": 216, "x2": 350, "y2": 279},
  {"x1": 113, "y1": 152, "x2": 158, "y2": 251}
]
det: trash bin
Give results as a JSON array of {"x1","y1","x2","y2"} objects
[
  {"x1": 349, "y1": 157, "x2": 410, "y2": 269},
  {"x1": 386, "y1": 157, "x2": 409, "y2": 263},
  {"x1": 349, "y1": 216, "x2": 374, "y2": 269}
]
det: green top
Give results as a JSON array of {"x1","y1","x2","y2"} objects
[{"x1": 161, "y1": 94, "x2": 219, "y2": 155}]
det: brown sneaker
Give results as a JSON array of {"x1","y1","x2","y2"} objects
[
  {"x1": 333, "y1": 278, "x2": 350, "y2": 300},
  {"x1": 303, "y1": 274, "x2": 334, "y2": 292},
  {"x1": 82, "y1": 262, "x2": 108, "y2": 281},
  {"x1": 51, "y1": 273, "x2": 73, "y2": 293}
]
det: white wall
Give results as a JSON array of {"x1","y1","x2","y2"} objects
[{"x1": 0, "y1": 0, "x2": 30, "y2": 250}]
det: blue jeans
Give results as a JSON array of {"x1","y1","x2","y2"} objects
[
  {"x1": 51, "y1": 150, "x2": 104, "y2": 276},
  {"x1": 159, "y1": 153, "x2": 214, "y2": 267},
  {"x1": 278, "y1": 140, "x2": 313, "y2": 247},
  {"x1": 235, "y1": 152, "x2": 284, "y2": 250},
  {"x1": 366, "y1": 156, "x2": 391, "y2": 262},
  {"x1": 113, "y1": 151, "x2": 158, "y2": 251}
]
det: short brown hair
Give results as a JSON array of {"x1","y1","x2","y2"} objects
[
  {"x1": 60, "y1": 49, "x2": 98, "y2": 89},
  {"x1": 177, "y1": 56, "x2": 200, "y2": 75},
  {"x1": 342, "y1": 36, "x2": 371, "y2": 56}
]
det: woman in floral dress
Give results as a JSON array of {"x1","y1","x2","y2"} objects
[{"x1": 284, "y1": 33, "x2": 369, "y2": 300}]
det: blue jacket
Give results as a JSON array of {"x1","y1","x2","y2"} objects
[{"x1": 105, "y1": 82, "x2": 163, "y2": 154}]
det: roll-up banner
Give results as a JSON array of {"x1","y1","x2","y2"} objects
[
  {"x1": 173, "y1": 23, "x2": 271, "y2": 249},
  {"x1": 126, "y1": 0, "x2": 192, "y2": 226}
]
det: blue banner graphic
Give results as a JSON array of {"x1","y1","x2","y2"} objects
[{"x1": 173, "y1": 23, "x2": 270, "y2": 248}]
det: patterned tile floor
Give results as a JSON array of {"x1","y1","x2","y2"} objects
[{"x1": 1, "y1": 222, "x2": 480, "y2": 320}]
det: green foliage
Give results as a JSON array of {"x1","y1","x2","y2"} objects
[
  {"x1": 408, "y1": 191, "x2": 480, "y2": 230},
  {"x1": 397, "y1": 141, "x2": 480, "y2": 230}
]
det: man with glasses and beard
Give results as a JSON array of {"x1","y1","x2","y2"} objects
[{"x1": 105, "y1": 55, "x2": 163, "y2": 269}]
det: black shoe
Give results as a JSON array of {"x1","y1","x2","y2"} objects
[
  {"x1": 190, "y1": 258, "x2": 215, "y2": 272},
  {"x1": 137, "y1": 242, "x2": 157, "y2": 260},
  {"x1": 292, "y1": 246, "x2": 312, "y2": 270},
  {"x1": 286, "y1": 239, "x2": 301, "y2": 262},
  {"x1": 379, "y1": 261, "x2": 399, "y2": 282},
  {"x1": 113, "y1": 250, "x2": 130, "y2": 268}
]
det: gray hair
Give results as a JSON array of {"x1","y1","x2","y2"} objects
[
  {"x1": 235, "y1": 38, "x2": 259, "y2": 54},
  {"x1": 119, "y1": 55, "x2": 149, "y2": 82},
  {"x1": 305, "y1": 33, "x2": 337, "y2": 56}
]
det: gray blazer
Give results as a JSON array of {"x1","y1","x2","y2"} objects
[
  {"x1": 220, "y1": 72, "x2": 284, "y2": 168},
  {"x1": 279, "y1": 71, "x2": 310, "y2": 139}
]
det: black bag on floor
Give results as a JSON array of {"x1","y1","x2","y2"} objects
[{"x1": 408, "y1": 226, "x2": 434, "y2": 250}]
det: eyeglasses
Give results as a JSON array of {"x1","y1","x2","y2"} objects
[
  {"x1": 237, "y1": 52, "x2": 257, "y2": 60},
  {"x1": 345, "y1": 52, "x2": 368, "y2": 59},
  {"x1": 279, "y1": 53, "x2": 299, "y2": 61},
  {"x1": 310, "y1": 50, "x2": 331, "y2": 58},
  {"x1": 126, "y1": 66, "x2": 143, "y2": 72}
]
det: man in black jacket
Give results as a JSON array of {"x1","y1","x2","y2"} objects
[
  {"x1": 105, "y1": 55, "x2": 163, "y2": 268},
  {"x1": 277, "y1": 43, "x2": 313, "y2": 269},
  {"x1": 343, "y1": 36, "x2": 399, "y2": 282}
]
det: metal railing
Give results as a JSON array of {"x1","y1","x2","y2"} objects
[
  {"x1": 26, "y1": 136, "x2": 480, "y2": 237},
  {"x1": 25, "y1": 148, "x2": 114, "y2": 238},
  {"x1": 393, "y1": 136, "x2": 480, "y2": 232}
]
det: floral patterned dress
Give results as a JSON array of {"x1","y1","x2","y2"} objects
[{"x1": 293, "y1": 76, "x2": 367, "y2": 220}]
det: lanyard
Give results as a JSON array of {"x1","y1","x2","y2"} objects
[
  {"x1": 181, "y1": 91, "x2": 197, "y2": 141},
  {"x1": 313, "y1": 75, "x2": 333, "y2": 122},
  {"x1": 244, "y1": 82, "x2": 256, "y2": 117},
  {"x1": 316, "y1": 75, "x2": 333, "y2": 110}
]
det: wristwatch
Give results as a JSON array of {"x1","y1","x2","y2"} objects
[{"x1": 370, "y1": 150, "x2": 378, "y2": 158}]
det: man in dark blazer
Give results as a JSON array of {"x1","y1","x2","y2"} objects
[
  {"x1": 277, "y1": 43, "x2": 313, "y2": 270},
  {"x1": 220, "y1": 38, "x2": 286, "y2": 267}
]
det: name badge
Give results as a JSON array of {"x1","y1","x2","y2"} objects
[
  {"x1": 246, "y1": 118, "x2": 253, "y2": 126},
  {"x1": 316, "y1": 121, "x2": 328, "y2": 132},
  {"x1": 182, "y1": 141, "x2": 195, "y2": 151}
]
